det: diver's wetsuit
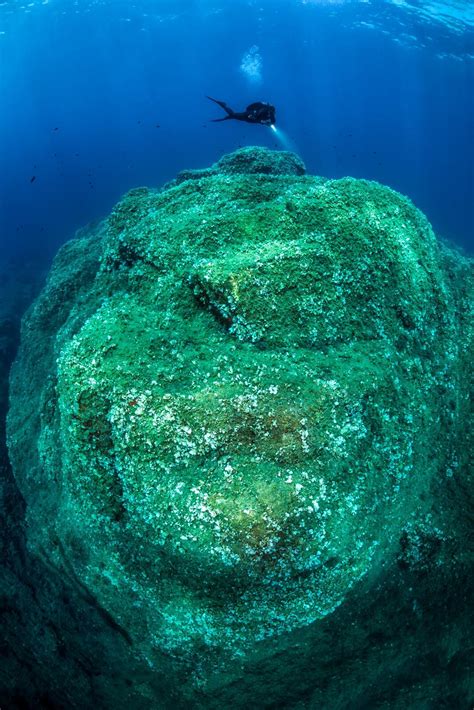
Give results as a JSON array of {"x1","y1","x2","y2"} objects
[{"x1": 207, "y1": 96, "x2": 276, "y2": 126}]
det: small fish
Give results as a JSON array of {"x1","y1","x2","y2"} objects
[{"x1": 30, "y1": 175, "x2": 36, "y2": 183}]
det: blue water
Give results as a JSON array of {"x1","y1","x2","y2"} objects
[{"x1": 0, "y1": 0, "x2": 473, "y2": 265}]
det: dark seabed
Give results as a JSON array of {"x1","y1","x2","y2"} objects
[{"x1": 0, "y1": 1, "x2": 473, "y2": 708}]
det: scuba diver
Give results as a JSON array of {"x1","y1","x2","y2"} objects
[{"x1": 207, "y1": 96, "x2": 276, "y2": 126}]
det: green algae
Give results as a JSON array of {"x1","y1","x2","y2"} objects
[{"x1": 6, "y1": 147, "x2": 473, "y2": 704}]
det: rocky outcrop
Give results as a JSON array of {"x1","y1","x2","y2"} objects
[{"x1": 5, "y1": 148, "x2": 473, "y2": 708}]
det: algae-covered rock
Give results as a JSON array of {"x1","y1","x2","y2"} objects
[
  {"x1": 169, "y1": 146, "x2": 306, "y2": 187},
  {"x1": 7, "y1": 147, "x2": 473, "y2": 706}
]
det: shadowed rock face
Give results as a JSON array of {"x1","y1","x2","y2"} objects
[{"x1": 6, "y1": 148, "x2": 473, "y2": 706}]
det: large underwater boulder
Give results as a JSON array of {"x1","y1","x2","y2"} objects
[{"x1": 6, "y1": 147, "x2": 473, "y2": 707}]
